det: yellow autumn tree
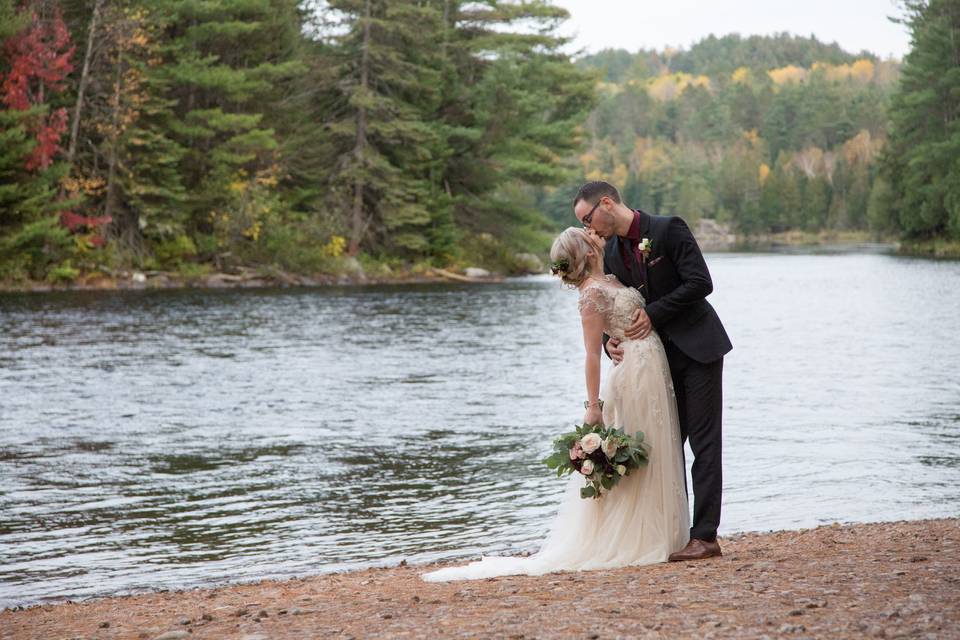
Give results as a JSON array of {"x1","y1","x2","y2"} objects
[
  {"x1": 212, "y1": 165, "x2": 282, "y2": 250},
  {"x1": 842, "y1": 130, "x2": 882, "y2": 166},
  {"x1": 768, "y1": 65, "x2": 807, "y2": 85},
  {"x1": 631, "y1": 139, "x2": 673, "y2": 179},
  {"x1": 850, "y1": 59, "x2": 874, "y2": 83},
  {"x1": 580, "y1": 142, "x2": 621, "y2": 181},
  {"x1": 758, "y1": 163, "x2": 771, "y2": 185},
  {"x1": 585, "y1": 163, "x2": 629, "y2": 186},
  {"x1": 811, "y1": 60, "x2": 874, "y2": 84},
  {"x1": 731, "y1": 67, "x2": 751, "y2": 85},
  {"x1": 647, "y1": 73, "x2": 711, "y2": 102},
  {"x1": 579, "y1": 150, "x2": 599, "y2": 175}
]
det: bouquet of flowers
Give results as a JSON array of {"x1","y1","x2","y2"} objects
[{"x1": 542, "y1": 423, "x2": 649, "y2": 499}]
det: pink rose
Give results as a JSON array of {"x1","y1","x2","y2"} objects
[
  {"x1": 569, "y1": 442, "x2": 584, "y2": 460},
  {"x1": 580, "y1": 459, "x2": 595, "y2": 475},
  {"x1": 580, "y1": 433, "x2": 602, "y2": 454},
  {"x1": 601, "y1": 436, "x2": 618, "y2": 458}
]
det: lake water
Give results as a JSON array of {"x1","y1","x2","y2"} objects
[{"x1": 1, "y1": 252, "x2": 958, "y2": 608}]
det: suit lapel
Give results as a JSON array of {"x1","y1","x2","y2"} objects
[
  {"x1": 633, "y1": 209, "x2": 650, "y2": 289},
  {"x1": 606, "y1": 236, "x2": 631, "y2": 285},
  {"x1": 638, "y1": 209, "x2": 651, "y2": 239}
]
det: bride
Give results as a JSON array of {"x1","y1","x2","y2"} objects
[{"x1": 421, "y1": 227, "x2": 690, "y2": 582}]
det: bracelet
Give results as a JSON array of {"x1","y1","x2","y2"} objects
[{"x1": 584, "y1": 399, "x2": 604, "y2": 409}]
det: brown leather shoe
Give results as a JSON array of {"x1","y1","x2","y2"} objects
[{"x1": 668, "y1": 538, "x2": 722, "y2": 562}]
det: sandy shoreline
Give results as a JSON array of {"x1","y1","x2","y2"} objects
[{"x1": 2, "y1": 518, "x2": 957, "y2": 639}]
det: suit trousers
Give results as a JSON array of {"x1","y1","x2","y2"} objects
[{"x1": 663, "y1": 337, "x2": 723, "y2": 542}]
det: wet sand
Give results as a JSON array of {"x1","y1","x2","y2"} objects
[{"x1": 2, "y1": 518, "x2": 957, "y2": 639}]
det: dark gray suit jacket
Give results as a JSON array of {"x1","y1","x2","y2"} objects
[{"x1": 603, "y1": 210, "x2": 732, "y2": 364}]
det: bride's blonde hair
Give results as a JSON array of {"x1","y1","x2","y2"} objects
[{"x1": 550, "y1": 227, "x2": 598, "y2": 287}]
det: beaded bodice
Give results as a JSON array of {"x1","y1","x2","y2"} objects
[{"x1": 577, "y1": 274, "x2": 646, "y2": 341}]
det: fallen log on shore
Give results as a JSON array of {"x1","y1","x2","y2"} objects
[{"x1": 430, "y1": 267, "x2": 504, "y2": 283}]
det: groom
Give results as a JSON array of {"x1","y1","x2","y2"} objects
[{"x1": 573, "y1": 180, "x2": 732, "y2": 561}]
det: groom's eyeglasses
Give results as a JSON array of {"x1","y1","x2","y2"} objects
[{"x1": 582, "y1": 198, "x2": 603, "y2": 227}]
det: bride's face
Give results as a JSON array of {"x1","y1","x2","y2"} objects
[
  {"x1": 579, "y1": 229, "x2": 605, "y2": 271},
  {"x1": 583, "y1": 229, "x2": 605, "y2": 253}
]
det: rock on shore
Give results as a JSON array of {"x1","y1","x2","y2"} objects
[
  {"x1": 2, "y1": 518, "x2": 957, "y2": 639},
  {"x1": 694, "y1": 218, "x2": 738, "y2": 252}
]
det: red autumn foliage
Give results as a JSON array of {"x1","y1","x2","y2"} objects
[
  {"x1": 1, "y1": 7, "x2": 74, "y2": 109},
  {"x1": 2, "y1": 4, "x2": 108, "y2": 242},
  {"x1": 27, "y1": 104, "x2": 68, "y2": 170},
  {"x1": 1, "y1": 4, "x2": 75, "y2": 171},
  {"x1": 60, "y1": 210, "x2": 112, "y2": 239}
]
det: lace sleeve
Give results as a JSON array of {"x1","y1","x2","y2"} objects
[{"x1": 578, "y1": 284, "x2": 613, "y2": 320}]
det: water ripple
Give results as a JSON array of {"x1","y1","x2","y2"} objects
[{"x1": 0, "y1": 254, "x2": 959, "y2": 607}]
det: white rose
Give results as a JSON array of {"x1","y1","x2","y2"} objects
[
  {"x1": 580, "y1": 459, "x2": 595, "y2": 475},
  {"x1": 580, "y1": 433, "x2": 602, "y2": 454},
  {"x1": 616, "y1": 464, "x2": 627, "y2": 476},
  {"x1": 601, "y1": 436, "x2": 618, "y2": 458}
]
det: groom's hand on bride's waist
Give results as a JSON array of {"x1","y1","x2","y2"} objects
[
  {"x1": 607, "y1": 338, "x2": 624, "y2": 365},
  {"x1": 624, "y1": 309, "x2": 653, "y2": 340}
]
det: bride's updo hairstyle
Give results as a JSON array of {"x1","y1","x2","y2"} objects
[{"x1": 550, "y1": 227, "x2": 595, "y2": 287}]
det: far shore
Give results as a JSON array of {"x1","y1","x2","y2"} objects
[
  {"x1": 2, "y1": 518, "x2": 957, "y2": 639},
  {"x1": 0, "y1": 263, "x2": 516, "y2": 295},
  {"x1": 3, "y1": 234, "x2": 956, "y2": 296}
]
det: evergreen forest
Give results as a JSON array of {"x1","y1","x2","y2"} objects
[{"x1": 1, "y1": 0, "x2": 958, "y2": 284}]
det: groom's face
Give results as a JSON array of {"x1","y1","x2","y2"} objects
[
  {"x1": 582, "y1": 228, "x2": 605, "y2": 254},
  {"x1": 575, "y1": 196, "x2": 615, "y2": 239}
]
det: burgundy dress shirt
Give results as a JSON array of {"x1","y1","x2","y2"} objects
[{"x1": 621, "y1": 209, "x2": 647, "y2": 285}]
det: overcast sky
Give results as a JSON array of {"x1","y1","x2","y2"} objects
[{"x1": 551, "y1": 0, "x2": 911, "y2": 60}]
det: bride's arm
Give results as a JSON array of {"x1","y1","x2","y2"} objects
[{"x1": 580, "y1": 303, "x2": 605, "y2": 426}]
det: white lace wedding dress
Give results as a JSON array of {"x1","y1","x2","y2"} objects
[{"x1": 421, "y1": 274, "x2": 690, "y2": 582}]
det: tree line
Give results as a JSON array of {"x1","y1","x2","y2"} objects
[
  {"x1": 879, "y1": 0, "x2": 960, "y2": 243},
  {"x1": 535, "y1": 33, "x2": 899, "y2": 236},
  {"x1": 539, "y1": 16, "x2": 958, "y2": 249},
  {"x1": 1, "y1": 1, "x2": 957, "y2": 284},
  {"x1": 0, "y1": 0, "x2": 593, "y2": 282}
]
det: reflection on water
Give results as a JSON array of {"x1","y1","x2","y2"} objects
[{"x1": 1, "y1": 253, "x2": 958, "y2": 607}]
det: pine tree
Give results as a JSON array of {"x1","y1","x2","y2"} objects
[
  {"x1": 57, "y1": 1, "x2": 178, "y2": 255},
  {"x1": 800, "y1": 175, "x2": 831, "y2": 231},
  {"x1": 151, "y1": 0, "x2": 305, "y2": 264},
  {"x1": 882, "y1": 0, "x2": 960, "y2": 238},
  {"x1": 319, "y1": 0, "x2": 449, "y2": 256},
  {"x1": 437, "y1": 0, "x2": 594, "y2": 241}
]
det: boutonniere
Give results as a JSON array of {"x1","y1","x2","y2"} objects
[{"x1": 639, "y1": 238, "x2": 652, "y2": 261}]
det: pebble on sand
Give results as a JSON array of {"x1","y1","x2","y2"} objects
[{"x1": 0, "y1": 519, "x2": 955, "y2": 640}]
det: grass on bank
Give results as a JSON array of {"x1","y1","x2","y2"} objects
[
  {"x1": 897, "y1": 237, "x2": 960, "y2": 259},
  {"x1": 0, "y1": 226, "x2": 554, "y2": 290},
  {"x1": 737, "y1": 229, "x2": 892, "y2": 248},
  {"x1": 735, "y1": 229, "x2": 960, "y2": 260},
  {"x1": 3, "y1": 221, "x2": 958, "y2": 291}
]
